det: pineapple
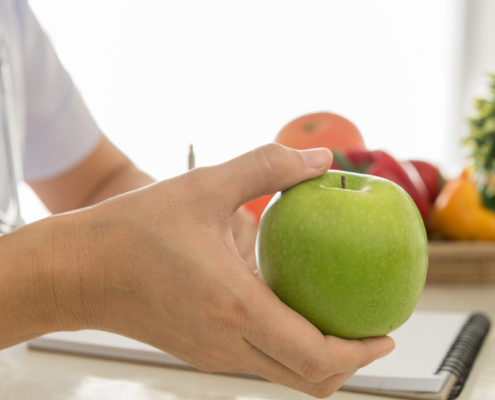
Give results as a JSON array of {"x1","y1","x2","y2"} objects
[{"x1": 465, "y1": 74, "x2": 495, "y2": 211}]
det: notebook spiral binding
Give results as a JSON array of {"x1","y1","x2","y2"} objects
[{"x1": 436, "y1": 313, "x2": 491, "y2": 400}]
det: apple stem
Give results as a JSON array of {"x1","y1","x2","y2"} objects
[{"x1": 341, "y1": 175, "x2": 346, "y2": 189}]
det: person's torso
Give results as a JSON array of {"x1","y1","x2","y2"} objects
[{"x1": 0, "y1": 0, "x2": 26, "y2": 233}]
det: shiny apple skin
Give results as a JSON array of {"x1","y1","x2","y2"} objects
[{"x1": 257, "y1": 170, "x2": 428, "y2": 339}]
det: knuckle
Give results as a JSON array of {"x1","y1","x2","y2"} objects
[
  {"x1": 303, "y1": 353, "x2": 333, "y2": 383},
  {"x1": 309, "y1": 371, "x2": 354, "y2": 399},
  {"x1": 260, "y1": 142, "x2": 287, "y2": 159},
  {"x1": 302, "y1": 340, "x2": 334, "y2": 382},
  {"x1": 255, "y1": 143, "x2": 288, "y2": 172},
  {"x1": 248, "y1": 143, "x2": 293, "y2": 194}
]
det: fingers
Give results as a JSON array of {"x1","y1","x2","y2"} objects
[
  {"x1": 323, "y1": 335, "x2": 396, "y2": 374},
  {"x1": 242, "y1": 282, "x2": 395, "y2": 383},
  {"x1": 213, "y1": 144, "x2": 333, "y2": 212},
  {"x1": 238, "y1": 342, "x2": 358, "y2": 399}
]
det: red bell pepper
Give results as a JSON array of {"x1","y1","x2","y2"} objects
[
  {"x1": 331, "y1": 150, "x2": 431, "y2": 223},
  {"x1": 409, "y1": 160, "x2": 445, "y2": 203}
]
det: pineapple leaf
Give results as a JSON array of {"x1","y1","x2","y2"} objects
[{"x1": 466, "y1": 74, "x2": 495, "y2": 177}]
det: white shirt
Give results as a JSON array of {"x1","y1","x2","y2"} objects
[{"x1": 1, "y1": 0, "x2": 101, "y2": 182}]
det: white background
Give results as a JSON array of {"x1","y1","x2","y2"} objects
[{"x1": 22, "y1": 0, "x2": 465, "y2": 222}]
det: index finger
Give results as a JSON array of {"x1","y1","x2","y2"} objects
[{"x1": 242, "y1": 280, "x2": 395, "y2": 383}]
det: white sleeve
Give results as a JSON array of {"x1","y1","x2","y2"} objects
[{"x1": 18, "y1": 0, "x2": 101, "y2": 182}]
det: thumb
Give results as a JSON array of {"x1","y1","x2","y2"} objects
[{"x1": 215, "y1": 144, "x2": 333, "y2": 211}]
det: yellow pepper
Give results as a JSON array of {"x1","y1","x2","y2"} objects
[{"x1": 428, "y1": 170, "x2": 495, "y2": 241}]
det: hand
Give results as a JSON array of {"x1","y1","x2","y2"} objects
[
  {"x1": 87, "y1": 143, "x2": 395, "y2": 397},
  {"x1": 18, "y1": 144, "x2": 394, "y2": 398}
]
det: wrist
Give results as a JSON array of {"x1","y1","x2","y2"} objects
[{"x1": 0, "y1": 208, "x2": 106, "y2": 341}]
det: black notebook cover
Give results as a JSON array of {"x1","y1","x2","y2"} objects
[{"x1": 439, "y1": 313, "x2": 490, "y2": 400}]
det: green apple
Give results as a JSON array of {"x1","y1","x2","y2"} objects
[{"x1": 256, "y1": 170, "x2": 428, "y2": 339}]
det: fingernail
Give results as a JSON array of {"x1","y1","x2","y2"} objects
[
  {"x1": 378, "y1": 346, "x2": 394, "y2": 359},
  {"x1": 299, "y1": 148, "x2": 332, "y2": 170}
]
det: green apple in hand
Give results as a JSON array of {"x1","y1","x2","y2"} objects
[{"x1": 256, "y1": 170, "x2": 428, "y2": 339}]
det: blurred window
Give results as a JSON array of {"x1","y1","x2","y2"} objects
[{"x1": 24, "y1": 0, "x2": 466, "y2": 221}]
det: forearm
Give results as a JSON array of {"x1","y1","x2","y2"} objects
[
  {"x1": 79, "y1": 163, "x2": 155, "y2": 207},
  {"x1": 0, "y1": 211, "x2": 100, "y2": 349},
  {"x1": 28, "y1": 135, "x2": 155, "y2": 214}
]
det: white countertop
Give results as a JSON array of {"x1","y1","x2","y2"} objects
[{"x1": 2, "y1": 283, "x2": 495, "y2": 400}]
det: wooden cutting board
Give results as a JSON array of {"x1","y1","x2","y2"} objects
[{"x1": 427, "y1": 241, "x2": 495, "y2": 283}]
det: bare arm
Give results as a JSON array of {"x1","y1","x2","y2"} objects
[{"x1": 28, "y1": 134, "x2": 155, "y2": 213}]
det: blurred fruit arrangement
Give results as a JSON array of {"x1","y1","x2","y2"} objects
[
  {"x1": 246, "y1": 102, "x2": 495, "y2": 247},
  {"x1": 246, "y1": 111, "x2": 445, "y2": 230},
  {"x1": 428, "y1": 75, "x2": 495, "y2": 241}
]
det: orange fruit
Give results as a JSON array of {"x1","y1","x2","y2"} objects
[{"x1": 275, "y1": 112, "x2": 365, "y2": 152}]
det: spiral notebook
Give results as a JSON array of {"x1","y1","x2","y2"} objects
[{"x1": 28, "y1": 311, "x2": 490, "y2": 400}]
